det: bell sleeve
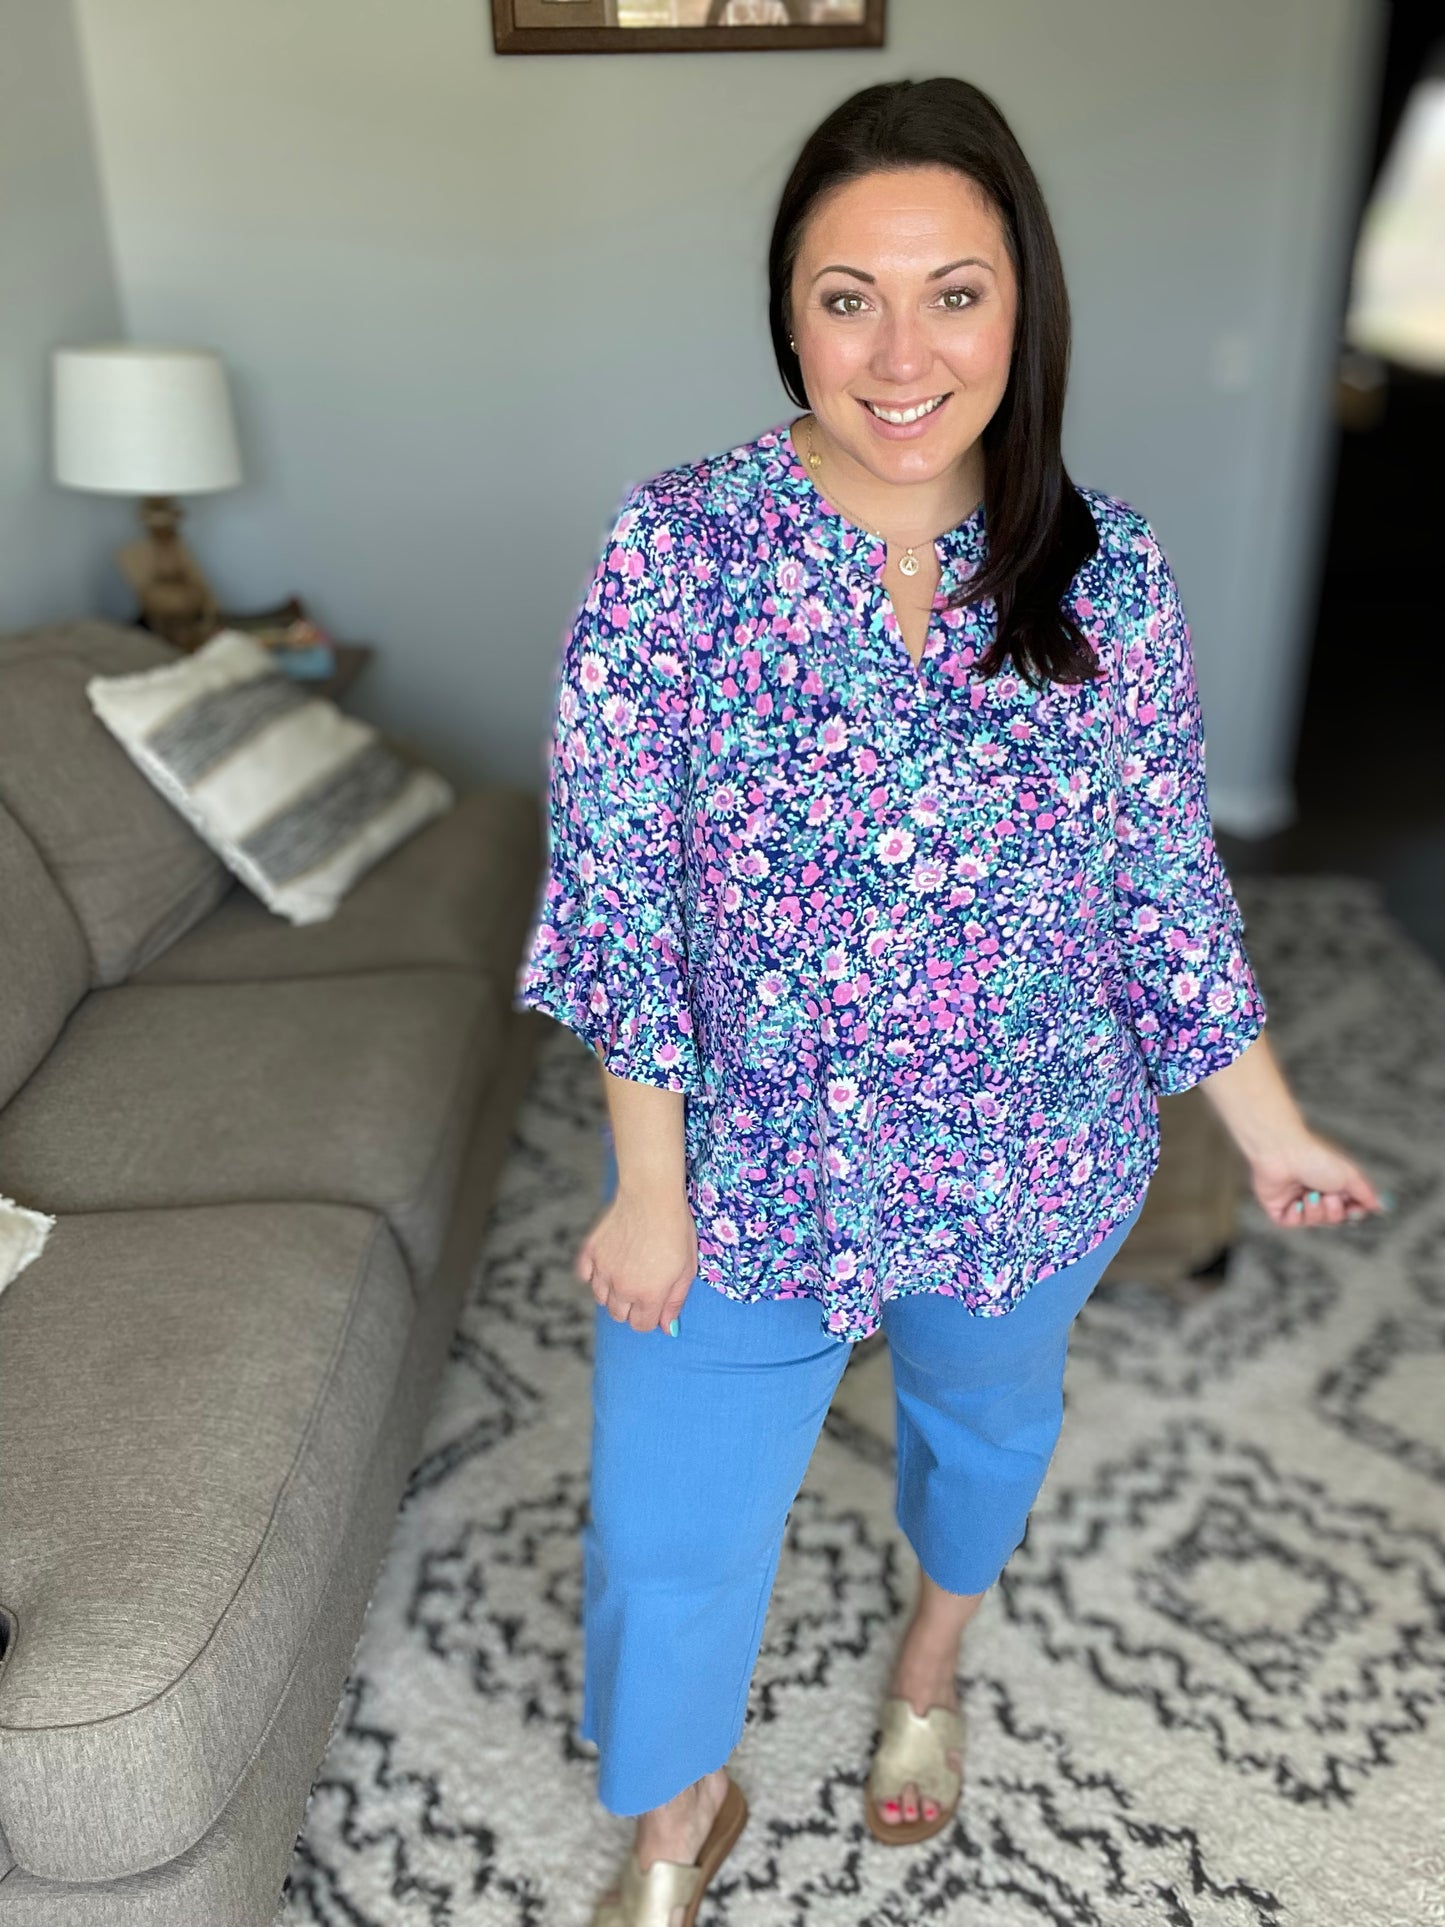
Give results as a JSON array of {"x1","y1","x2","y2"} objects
[
  {"x1": 1112, "y1": 515, "x2": 1268, "y2": 1096},
  {"x1": 512, "y1": 481, "x2": 705, "y2": 1096}
]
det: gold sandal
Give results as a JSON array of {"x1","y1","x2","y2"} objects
[
  {"x1": 863, "y1": 1697, "x2": 965, "y2": 1845},
  {"x1": 592, "y1": 1773, "x2": 748, "y2": 1926}
]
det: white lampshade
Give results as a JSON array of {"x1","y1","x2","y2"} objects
[
  {"x1": 1345, "y1": 43, "x2": 1445, "y2": 372},
  {"x1": 51, "y1": 344, "x2": 243, "y2": 495}
]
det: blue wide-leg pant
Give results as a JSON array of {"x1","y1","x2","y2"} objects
[{"x1": 579, "y1": 1131, "x2": 1146, "y2": 1816}]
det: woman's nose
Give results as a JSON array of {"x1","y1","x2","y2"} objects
[{"x1": 869, "y1": 315, "x2": 933, "y2": 385}]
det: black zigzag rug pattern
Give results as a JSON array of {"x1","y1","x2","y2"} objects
[{"x1": 277, "y1": 875, "x2": 1445, "y2": 1927}]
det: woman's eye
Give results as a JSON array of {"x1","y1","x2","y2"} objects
[{"x1": 821, "y1": 285, "x2": 978, "y2": 317}]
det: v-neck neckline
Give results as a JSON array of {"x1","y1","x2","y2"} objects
[
  {"x1": 768, "y1": 416, "x2": 986, "y2": 564},
  {"x1": 764, "y1": 417, "x2": 987, "y2": 686},
  {"x1": 881, "y1": 583, "x2": 941, "y2": 677}
]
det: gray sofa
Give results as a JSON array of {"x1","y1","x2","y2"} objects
[{"x1": 0, "y1": 619, "x2": 544, "y2": 1926}]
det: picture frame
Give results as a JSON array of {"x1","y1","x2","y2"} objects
[{"x1": 491, "y1": 0, "x2": 885, "y2": 56}]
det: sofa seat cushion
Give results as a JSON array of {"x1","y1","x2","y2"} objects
[
  {"x1": 0, "y1": 971, "x2": 495, "y2": 1282},
  {"x1": 132, "y1": 784, "x2": 543, "y2": 996},
  {"x1": 0, "y1": 1202, "x2": 414, "y2": 1883}
]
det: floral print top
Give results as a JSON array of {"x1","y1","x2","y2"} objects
[{"x1": 513, "y1": 419, "x2": 1267, "y2": 1343}]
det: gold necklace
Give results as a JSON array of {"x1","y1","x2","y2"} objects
[{"x1": 802, "y1": 417, "x2": 930, "y2": 577}]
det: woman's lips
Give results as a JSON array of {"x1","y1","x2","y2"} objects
[{"x1": 858, "y1": 393, "x2": 952, "y2": 438}]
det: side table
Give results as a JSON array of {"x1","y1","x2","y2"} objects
[
  {"x1": 137, "y1": 607, "x2": 376, "y2": 707},
  {"x1": 288, "y1": 642, "x2": 375, "y2": 705}
]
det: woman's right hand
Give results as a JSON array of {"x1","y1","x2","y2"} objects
[{"x1": 576, "y1": 1185, "x2": 699, "y2": 1333}]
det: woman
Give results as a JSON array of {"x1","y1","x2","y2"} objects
[{"x1": 514, "y1": 75, "x2": 1384, "y2": 1927}]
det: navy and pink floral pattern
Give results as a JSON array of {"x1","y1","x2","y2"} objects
[{"x1": 514, "y1": 420, "x2": 1267, "y2": 1342}]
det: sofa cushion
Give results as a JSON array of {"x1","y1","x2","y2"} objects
[
  {"x1": 0, "y1": 621, "x2": 230, "y2": 985},
  {"x1": 0, "y1": 1201, "x2": 414, "y2": 1883},
  {"x1": 0, "y1": 804, "x2": 90, "y2": 1110},
  {"x1": 133, "y1": 784, "x2": 543, "y2": 995},
  {"x1": 0, "y1": 970, "x2": 495, "y2": 1282}
]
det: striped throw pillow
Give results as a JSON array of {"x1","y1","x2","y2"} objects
[{"x1": 86, "y1": 629, "x2": 453, "y2": 925}]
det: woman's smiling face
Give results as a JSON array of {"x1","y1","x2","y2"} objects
[{"x1": 788, "y1": 164, "x2": 1019, "y2": 493}]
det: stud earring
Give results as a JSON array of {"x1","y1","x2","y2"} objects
[{"x1": 789, "y1": 335, "x2": 797, "y2": 352}]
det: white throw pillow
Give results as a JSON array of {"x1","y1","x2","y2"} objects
[
  {"x1": 87, "y1": 629, "x2": 453, "y2": 925},
  {"x1": 0, "y1": 1194, "x2": 54, "y2": 1300}
]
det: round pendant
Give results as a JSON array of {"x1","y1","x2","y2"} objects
[{"x1": 898, "y1": 550, "x2": 920, "y2": 577}]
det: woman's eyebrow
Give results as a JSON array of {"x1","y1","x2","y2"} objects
[{"x1": 810, "y1": 256, "x2": 995, "y2": 284}]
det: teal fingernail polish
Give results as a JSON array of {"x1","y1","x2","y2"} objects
[
  {"x1": 1306, "y1": 1190, "x2": 1321, "y2": 1204},
  {"x1": 1379, "y1": 1189, "x2": 1396, "y2": 1211},
  {"x1": 668, "y1": 1317, "x2": 680, "y2": 1337}
]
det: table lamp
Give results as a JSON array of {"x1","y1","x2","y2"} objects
[{"x1": 52, "y1": 343, "x2": 243, "y2": 653}]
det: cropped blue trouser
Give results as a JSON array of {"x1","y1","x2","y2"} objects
[{"x1": 579, "y1": 1131, "x2": 1146, "y2": 1816}]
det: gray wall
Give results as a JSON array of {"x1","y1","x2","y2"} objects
[
  {"x1": 72, "y1": 0, "x2": 1383, "y2": 828},
  {"x1": 0, "y1": 0, "x2": 129, "y2": 629}
]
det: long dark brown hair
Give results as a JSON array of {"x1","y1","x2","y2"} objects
[{"x1": 769, "y1": 76, "x2": 1101, "y2": 688}]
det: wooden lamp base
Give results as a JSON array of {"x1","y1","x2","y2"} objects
[{"x1": 115, "y1": 494, "x2": 223, "y2": 654}]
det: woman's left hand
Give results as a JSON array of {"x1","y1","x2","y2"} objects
[{"x1": 1248, "y1": 1128, "x2": 1388, "y2": 1229}]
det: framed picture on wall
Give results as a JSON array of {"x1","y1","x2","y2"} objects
[{"x1": 492, "y1": 0, "x2": 885, "y2": 55}]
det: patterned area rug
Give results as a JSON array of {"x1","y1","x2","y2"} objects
[{"x1": 277, "y1": 875, "x2": 1445, "y2": 1927}]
